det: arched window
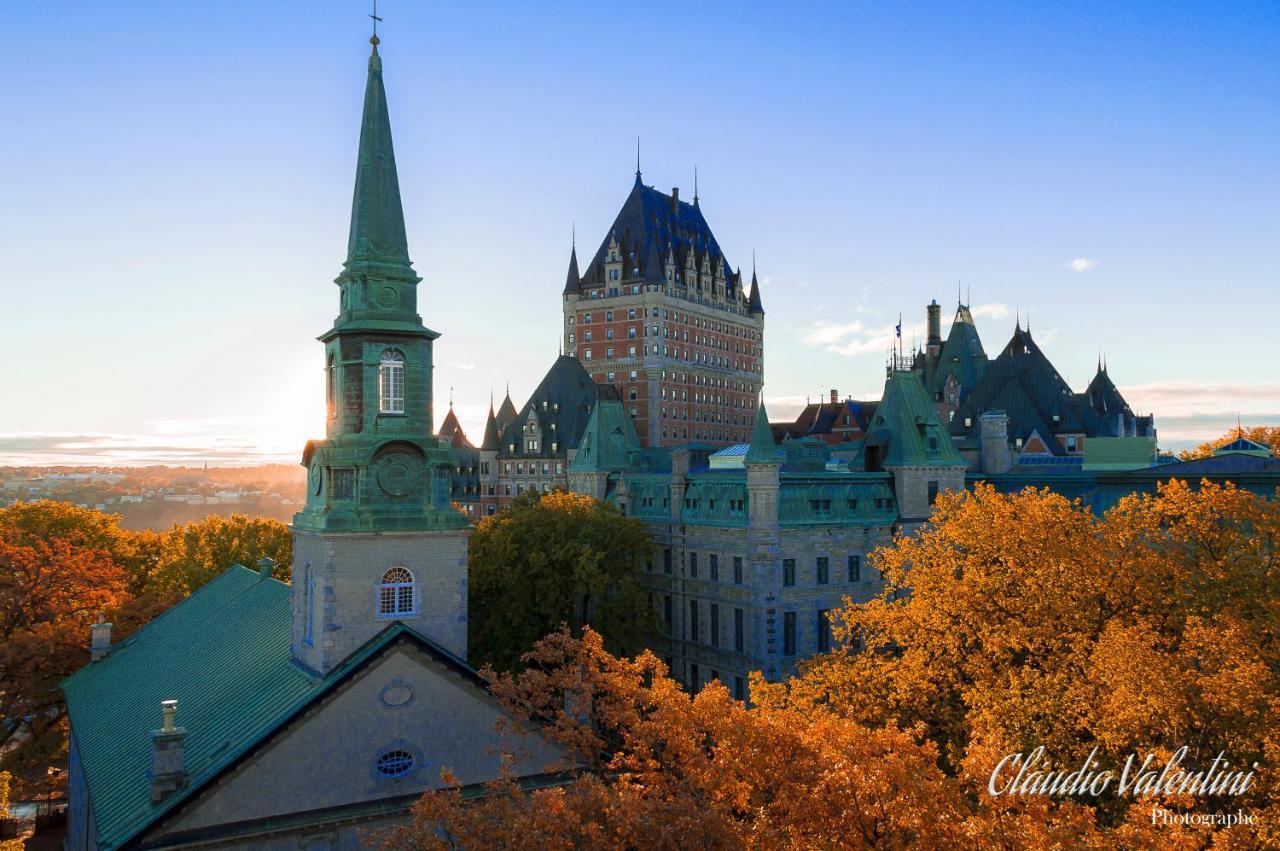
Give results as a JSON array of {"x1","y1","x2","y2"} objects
[
  {"x1": 378, "y1": 566, "x2": 415, "y2": 617},
  {"x1": 378, "y1": 350, "x2": 405, "y2": 414}
]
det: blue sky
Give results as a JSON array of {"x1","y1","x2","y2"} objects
[{"x1": 1, "y1": 1, "x2": 1277, "y2": 464}]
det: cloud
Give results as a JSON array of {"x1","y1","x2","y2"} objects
[
  {"x1": 969, "y1": 303, "x2": 1011, "y2": 320},
  {"x1": 443, "y1": 360, "x2": 476, "y2": 371},
  {"x1": 1069, "y1": 257, "x2": 1097, "y2": 273},
  {"x1": 801, "y1": 318, "x2": 925, "y2": 357}
]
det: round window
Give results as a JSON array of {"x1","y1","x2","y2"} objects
[{"x1": 376, "y1": 749, "x2": 416, "y2": 778}]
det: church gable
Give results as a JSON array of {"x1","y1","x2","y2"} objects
[{"x1": 149, "y1": 637, "x2": 568, "y2": 845}]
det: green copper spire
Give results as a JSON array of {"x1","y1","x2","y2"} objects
[
  {"x1": 745, "y1": 398, "x2": 779, "y2": 465},
  {"x1": 294, "y1": 35, "x2": 463, "y2": 536},
  {"x1": 344, "y1": 38, "x2": 412, "y2": 278}
]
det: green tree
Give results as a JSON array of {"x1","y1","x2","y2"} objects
[
  {"x1": 468, "y1": 490, "x2": 654, "y2": 672},
  {"x1": 151, "y1": 514, "x2": 292, "y2": 597}
]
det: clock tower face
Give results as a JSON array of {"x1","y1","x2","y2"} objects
[
  {"x1": 376, "y1": 450, "x2": 422, "y2": 497},
  {"x1": 308, "y1": 463, "x2": 322, "y2": 496}
]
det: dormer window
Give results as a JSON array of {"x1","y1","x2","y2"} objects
[{"x1": 378, "y1": 349, "x2": 405, "y2": 414}]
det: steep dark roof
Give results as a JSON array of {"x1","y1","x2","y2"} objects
[
  {"x1": 498, "y1": 356, "x2": 618, "y2": 458},
  {"x1": 950, "y1": 326, "x2": 1154, "y2": 452},
  {"x1": 438, "y1": 406, "x2": 472, "y2": 449},
  {"x1": 562, "y1": 244, "x2": 580, "y2": 295},
  {"x1": 576, "y1": 177, "x2": 735, "y2": 293},
  {"x1": 1085, "y1": 364, "x2": 1130, "y2": 417},
  {"x1": 480, "y1": 405, "x2": 500, "y2": 451},
  {"x1": 949, "y1": 326, "x2": 1084, "y2": 454},
  {"x1": 496, "y1": 392, "x2": 519, "y2": 434},
  {"x1": 927, "y1": 304, "x2": 988, "y2": 396},
  {"x1": 747, "y1": 270, "x2": 764, "y2": 314}
]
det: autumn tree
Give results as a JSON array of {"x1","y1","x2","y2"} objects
[
  {"x1": 1178, "y1": 425, "x2": 1280, "y2": 460},
  {"x1": 0, "y1": 534, "x2": 127, "y2": 788},
  {"x1": 467, "y1": 490, "x2": 654, "y2": 672},
  {"x1": 389, "y1": 482, "x2": 1276, "y2": 848},
  {"x1": 150, "y1": 513, "x2": 292, "y2": 597},
  {"x1": 764, "y1": 481, "x2": 1280, "y2": 839},
  {"x1": 383, "y1": 629, "x2": 1206, "y2": 850}
]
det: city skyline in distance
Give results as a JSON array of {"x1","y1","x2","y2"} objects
[{"x1": 2, "y1": 1, "x2": 1277, "y2": 465}]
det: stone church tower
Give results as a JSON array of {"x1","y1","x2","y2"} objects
[{"x1": 291, "y1": 36, "x2": 470, "y2": 675}]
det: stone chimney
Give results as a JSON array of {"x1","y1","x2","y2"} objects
[
  {"x1": 90, "y1": 617, "x2": 112, "y2": 662},
  {"x1": 829, "y1": 389, "x2": 839, "y2": 404},
  {"x1": 149, "y1": 699, "x2": 188, "y2": 803},
  {"x1": 257, "y1": 556, "x2": 276, "y2": 581},
  {"x1": 671, "y1": 187, "x2": 679, "y2": 210},
  {"x1": 926, "y1": 300, "x2": 942, "y2": 356},
  {"x1": 979, "y1": 411, "x2": 1013, "y2": 474}
]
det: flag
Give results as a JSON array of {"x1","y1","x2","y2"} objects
[{"x1": 895, "y1": 315, "x2": 902, "y2": 339}]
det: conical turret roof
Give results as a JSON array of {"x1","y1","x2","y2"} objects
[{"x1": 745, "y1": 399, "x2": 779, "y2": 464}]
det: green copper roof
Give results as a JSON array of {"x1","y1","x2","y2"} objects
[
  {"x1": 61, "y1": 566, "x2": 483, "y2": 851},
  {"x1": 1082, "y1": 436, "x2": 1157, "y2": 471},
  {"x1": 344, "y1": 43, "x2": 412, "y2": 279},
  {"x1": 745, "y1": 399, "x2": 780, "y2": 464},
  {"x1": 61, "y1": 567, "x2": 317, "y2": 850},
  {"x1": 866, "y1": 370, "x2": 966, "y2": 468},
  {"x1": 569, "y1": 398, "x2": 643, "y2": 472}
]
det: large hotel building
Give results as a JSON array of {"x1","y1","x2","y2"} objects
[{"x1": 561, "y1": 169, "x2": 765, "y2": 448}]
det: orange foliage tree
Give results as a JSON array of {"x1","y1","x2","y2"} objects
[
  {"x1": 1179, "y1": 425, "x2": 1280, "y2": 460},
  {"x1": 387, "y1": 482, "x2": 1277, "y2": 848},
  {"x1": 0, "y1": 501, "x2": 291, "y2": 794}
]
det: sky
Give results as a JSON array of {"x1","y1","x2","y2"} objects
[{"x1": 1, "y1": 1, "x2": 1277, "y2": 465}]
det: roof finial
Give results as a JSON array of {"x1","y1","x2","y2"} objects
[
  {"x1": 1238, "y1": 412, "x2": 1243, "y2": 438},
  {"x1": 449, "y1": 385, "x2": 454, "y2": 409},
  {"x1": 571, "y1": 221, "x2": 575, "y2": 250},
  {"x1": 369, "y1": 0, "x2": 382, "y2": 48},
  {"x1": 693, "y1": 165, "x2": 699, "y2": 206},
  {"x1": 957, "y1": 279, "x2": 962, "y2": 308},
  {"x1": 635, "y1": 137, "x2": 641, "y2": 182}
]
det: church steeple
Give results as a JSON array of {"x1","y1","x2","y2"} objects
[
  {"x1": 292, "y1": 31, "x2": 470, "y2": 676},
  {"x1": 344, "y1": 38, "x2": 412, "y2": 279}
]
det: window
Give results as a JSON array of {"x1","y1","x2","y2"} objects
[
  {"x1": 783, "y1": 612, "x2": 796, "y2": 655},
  {"x1": 709, "y1": 554, "x2": 719, "y2": 582},
  {"x1": 928, "y1": 481, "x2": 939, "y2": 505},
  {"x1": 331, "y1": 468, "x2": 355, "y2": 500},
  {"x1": 710, "y1": 603, "x2": 720, "y2": 647},
  {"x1": 733, "y1": 556, "x2": 743, "y2": 584},
  {"x1": 378, "y1": 566, "x2": 415, "y2": 617},
  {"x1": 376, "y1": 749, "x2": 416, "y2": 778},
  {"x1": 734, "y1": 676, "x2": 745, "y2": 701},
  {"x1": 816, "y1": 557, "x2": 829, "y2": 585},
  {"x1": 818, "y1": 609, "x2": 831, "y2": 652},
  {"x1": 783, "y1": 558, "x2": 795, "y2": 587},
  {"x1": 378, "y1": 350, "x2": 405, "y2": 414},
  {"x1": 689, "y1": 663, "x2": 699, "y2": 690},
  {"x1": 734, "y1": 607, "x2": 744, "y2": 652},
  {"x1": 303, "y1": 565, "x2": 314, "y2": 645},
  {"x1": 326, "y1": 354, "x2": 336, "y2": 419},
  {"x1": 664, "y1": 594, "x2": 672, "y2": 628},
  {"x1": 689, "y1": 600, "x2": 700, "y2": 642},
  {"x1": 848, "y1": 555, "x2": 861, "y2": 582},
  {"x1": 663, "y1": 548, "x2": 672, "y2": 574},
  {"x1": 689, "y1": 551, "x2": 698, "y2": 578}
]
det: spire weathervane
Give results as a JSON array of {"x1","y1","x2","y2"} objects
[
  {"x1": 635, "y1": 137, "x2": 641, "y2": 181},
  {"x1": 693, "y1": 165, "x2": 699, "y2": 205}
]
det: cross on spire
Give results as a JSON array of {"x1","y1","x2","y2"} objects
[{"x1": 369, "y1": 0, "x2": 383, "y2": 44}]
